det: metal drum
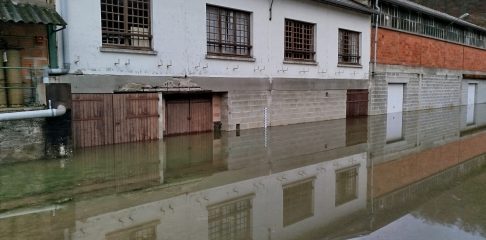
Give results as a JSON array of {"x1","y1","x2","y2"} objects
[{"x1": 6, "y1": 49, "x2": 23, "y2": 107}]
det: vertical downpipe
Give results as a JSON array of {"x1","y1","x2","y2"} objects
[
  {"x1": 0, "y1": 51, "x2": 6, "y2": 107},
  {"x1": 373, "y1": 0, "x2": 380, "y2": 73}
]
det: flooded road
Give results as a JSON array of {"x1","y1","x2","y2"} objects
[{"x1": 1, "y1": 104, "x2": 486, "y2": 240}]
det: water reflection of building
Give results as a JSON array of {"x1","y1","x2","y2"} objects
[
  {"x1": 3, "y1": 105, "x2": 486, "y2": 239},
  {"x1": 72, "y1": 152, "x2": 368, "y2": 240}
]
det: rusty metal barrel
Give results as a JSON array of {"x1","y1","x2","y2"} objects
[
  {"x1": 6, "y1": 49, "x2": 23, "y2": 107},
  {"x1": 0, "y1": 51, "x2": 7, "y2": 107}
]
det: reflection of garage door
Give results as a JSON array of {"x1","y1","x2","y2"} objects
[{"x1": 165, "y1": 95, "x2": 212, "y2": 136}]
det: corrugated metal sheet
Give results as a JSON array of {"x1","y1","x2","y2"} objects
[{"x1": 0, "y1": 0, "x2": 66, "y2": 25}]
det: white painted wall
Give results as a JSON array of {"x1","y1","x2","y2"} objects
[{"x1": 60, "y1": 0, "x2": 371, "y2": 80}]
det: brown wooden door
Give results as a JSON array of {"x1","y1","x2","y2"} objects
[
  {"x1": 165, "y1": 99, "x2": 190, "y2": 135},
  {"x1": 190, "y1": 98, "x2": 213, "y2": 133},
  {"x1": 347, "y1": 90, "x2": 369, "y2": 117},
  {"x1": 165, "y1": 96, "x2": 212, "y2": 136},
  {"x1": 73, "y1": 93, "x2": 159, "y2": 148},
  {"x1": 72, "y1": 94, "x2": 114, "y2": 148},
  {"x1": 113, "y1": 93, "x2": 159, "y2": 144}
]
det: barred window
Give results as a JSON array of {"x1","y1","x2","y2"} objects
[
  {"x1": 283, "y1": 179, "x2": 314, "y2": 226},
  {"x1": 106, "y1": 220, "x2": 158, "y2": 240},
  {"x1": 335, "y1": 166, "x2": 358, "y2": 206},
  {"x1": 101, "y1": 0, "x2": 152, "y2": 50},
  {"x1": 285, "y1": 19, "x2": 315, "y2": 61},
  {"x1": 208, "y1": 196, "x2": 252, "y2": 240},
  {"x1": 338, "y1": 29, "x2": 361, "y2": 65},
  {"x1": 206, "y1": 5, "x2": 252, "y2": 57}
]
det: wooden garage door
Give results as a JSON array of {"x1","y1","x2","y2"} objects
[
  {"x1": 72, "y1": 93, "x2": 159, "y2": 148},
  {"x1": 72, "y1": 94, "x2": 114, "y2": 148},
  {"x1": 347, "y1": 90, "x2": 369, "y2": 117},
  {"x1": 113, "y1": 93, "x2": 160, "y2": 144},
  {"x1": 165, "y1": 97, "x2": 212, "y2": 136}
]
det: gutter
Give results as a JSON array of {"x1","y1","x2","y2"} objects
[
  {"x1": 43, "y1": 0, "x2": 70, "y2": 84},
  {"x1": 373, "y1": 0, "x2": 380, "y2": 74}
]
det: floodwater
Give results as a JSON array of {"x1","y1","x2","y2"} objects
[{"x1": 1, "y1": 104, "x2": 486, "y2": 240}]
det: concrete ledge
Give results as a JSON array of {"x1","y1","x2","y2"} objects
[
  {"x1": 100, "y1": 47, "x2": 158, "y2": 55},
  {"x1": 206, "y1": 55, "x2": 256, "y2": 62},
  {"x1": 283, "y1": 60, "x2": 318, "y2": 66}
]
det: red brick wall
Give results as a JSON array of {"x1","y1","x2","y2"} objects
[
  {"x1": 371, "y1": 27, "x2": 486, "y2": 72},
  {"x1": 371, "y1": 132, "x2": 486, "y2": 198}
]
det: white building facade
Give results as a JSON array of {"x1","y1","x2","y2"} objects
[{"x1": 54, "y1": 0, "x2": 373, "y2": 134}]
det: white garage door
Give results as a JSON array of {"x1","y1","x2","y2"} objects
[{"x1": 387, "y1": 84, "x2": 404, "y2": 114}]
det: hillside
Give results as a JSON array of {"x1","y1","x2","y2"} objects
[{"x1": 410, "y1": 0, "x2": 486, "y2": 28}]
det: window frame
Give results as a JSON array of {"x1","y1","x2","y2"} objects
[
  {"x1": 282, "y1": 177, "x2": 315, "y2": 226},
  {"x1": 338, "y1": 28, "x2": 361, "y2": 66},
  {"x1": 335, "y1": 165, "x2": 359, "y2": 206},
  {"x1": 100, "y1": 0, "x2": 153, "y2": 51},
  {"x1": 206, "y1": 5, "x2": 253, "y2": 58},
  {"x1": 284, "y1": 18, "x2": 316, "y2": 62}
]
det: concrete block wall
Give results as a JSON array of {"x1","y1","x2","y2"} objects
[
  {"x1": 419, "y1": 75, "x2": 461, "y2": 109},
  {"x1": 224, "y1": 91, "x2": 268, "y2": 131},
  {"x1": 370, "y1": 69, "x2": 464, "y2": 115},
  {"x1": 225, "y1": 90, "x2": 346, "y2": 131},
  {"x1": 270, "y1": 90, "x2": 346, "y2": 126},
  {"x1": 369, "y1": 72, "x2": 420, "y2": 115}
]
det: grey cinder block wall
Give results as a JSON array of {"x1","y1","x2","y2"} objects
[{"x1": 369, "y1": 65, "x2": 481, "y2": 116}]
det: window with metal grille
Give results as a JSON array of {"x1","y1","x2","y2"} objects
[
  {"x1": 338, "y1": 29, "x2": 361, "y2": 65},
  {"x1": 284, "y1": 19, "x2": 315, "y2": 61},
  {"x1": 206, "y1": 5, "x2": 252, "y2": 57},
  {"x1": 101, "y1": 0, "x2": 152, "y2": 50},
  {"x1": 335, "y1": 166, "x2": 358, "y2": 206},
  {"x1": 208, "y1": 196, "x2": 252, "y2": 240},
  {"x1": 283, "y1": 178, "x2": 314, "y2": 226}
]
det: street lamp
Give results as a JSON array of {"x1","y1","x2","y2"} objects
[{"x1": 450, "y1": 13, "x2": 470, "y2": 25}]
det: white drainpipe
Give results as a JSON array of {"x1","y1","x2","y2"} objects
[{"x1": 0, "y1": 102, "x2": 66, "y2": 121}]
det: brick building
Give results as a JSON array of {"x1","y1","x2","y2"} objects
[{"x1": 369, "y1": 0, "x2": 486, "y2": 116}]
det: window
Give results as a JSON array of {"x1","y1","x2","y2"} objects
[
  {"x1": 105, "y1": 220, "x2": 159, "y2": 240},
  {"x1": 284, "y1": 19, "x2": 315, "y2": 61},
  {"x1": 208, "y1": 196, "x2": 252, "y2": 240},
  {"x1": 283, "y1": 178, "x2": 314, "y2": 226},
  {"x1": 101, "y1": 0, "x2": 152, "y2": 50},
  {"x1": 335, "y1": 166, "x2": 358, "y2": 206},
  {"x1": 338, "y1": 29, "x2": 361, "y2": 65},
  {"x1": 206, "y1": 5, "x2": 252, "y2": 57}
]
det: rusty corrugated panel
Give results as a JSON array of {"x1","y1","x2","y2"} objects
[{"x1": 0, "y1": 0, "x2": 66, "y2": 25}]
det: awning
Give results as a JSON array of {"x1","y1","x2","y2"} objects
[{"x1": 0, "y1": 0, "x2": 66, "y2": 26}]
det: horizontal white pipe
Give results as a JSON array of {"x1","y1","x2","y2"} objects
[
  {"x1": 0, "y1": 205, "x2": 64, "y2": 219},
  {"x1": 0, "y1": 105, "x2": 66, "y2": 121}
]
